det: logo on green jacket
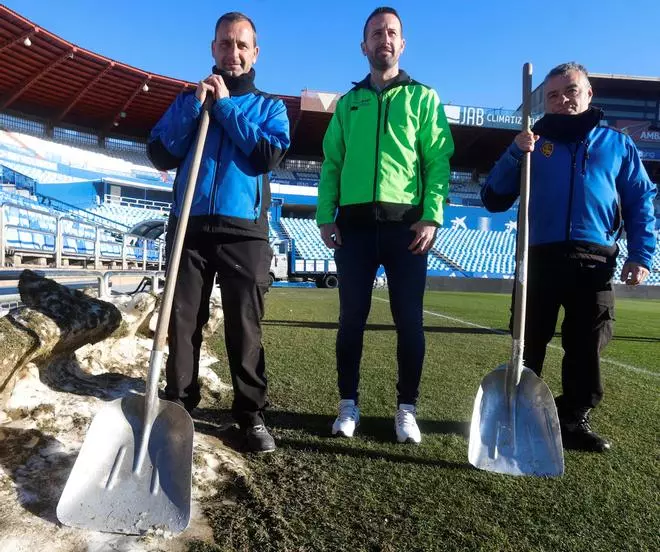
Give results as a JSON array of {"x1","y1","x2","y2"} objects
[{"x1": 349, "y1": 98, "x2": 372, "y2": 110}]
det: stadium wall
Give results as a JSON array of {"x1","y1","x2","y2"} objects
[
  {"x1": 427, "y1": 277, "x2": 660, "y2": 300},
  {"x1": 438, "y1": 205, "x2": 516, "y2": 231},
  {"x1": 36, "y1": 181, "x2": 99, "y2": 208}
]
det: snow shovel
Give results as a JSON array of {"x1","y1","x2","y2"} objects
[
  {"x1": 57, "y1": 100, "x2": 212, "y2": 533},
  {"x1": 467, "y1": 63, "x2": 564, "y2": 477}
]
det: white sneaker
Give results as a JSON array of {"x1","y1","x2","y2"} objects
[
  {"x1": 395, "y1": 404, "x2": 421, "y2": 444},
  {"x1": 332, "y1": 399, "x2": 360, "y2": 437}
]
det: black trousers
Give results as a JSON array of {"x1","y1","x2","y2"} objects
[
  {"x1": 164, "y1": 232, "x2": 272, "y2": 427},
  {"x1": 511, "y1": 256, "x2": 615, "y2": 412},
  {"x1": 334, "y1": 223, "x2": 428, "y2": 406}
]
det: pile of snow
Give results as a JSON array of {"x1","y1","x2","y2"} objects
[{"x1": 0, "y1": 288, "x2": 244, "y2": 551}]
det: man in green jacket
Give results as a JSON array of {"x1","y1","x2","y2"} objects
[{"x1": 317, "y1": 6, "x2": 454, "y2": 443}]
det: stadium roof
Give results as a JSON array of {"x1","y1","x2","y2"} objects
[
  {"x1": 0, "y1": 5, "x2": 314, "y2": 151},
  {"x1": 0, "y1": 5, "x2": 198, "y2": 138},
  {"x1": 589, "y1": 73, "x2": 660, "y2": 96}
]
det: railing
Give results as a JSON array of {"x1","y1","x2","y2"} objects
[
  {"x1": 0, "y1": 188, "x2": 128, "y2": 232},
  {"x1": 0, "y1": 268, "x2": 165, "y2": 316},
  {"x1": 35, "y1": 192, "x2": 129, "y2": 231},
  {"x1": 104, "y1": 194, "x2": 171, "y2": 212},
  {"x1": 0, "y1": 200, "x2": 165, "y2": 270}
]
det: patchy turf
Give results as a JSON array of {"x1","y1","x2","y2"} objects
[{"x1": 200, "y1": 289, "x2": 660, "y2": 552}]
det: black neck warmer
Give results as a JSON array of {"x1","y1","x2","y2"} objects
[
  {"x1": 532, "y1": 107, "x2": 603, "y2": 143},
  {"x1": 211, "y1": 66, "x2": 257, "y2": 96}
]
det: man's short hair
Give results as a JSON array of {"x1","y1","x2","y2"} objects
[
  {"x1": 363, "y1": 7, "x2": 403, "y2": 41},
  {"x1": 215, "y1": 12, "x2": 257, "y2": 46},
  {"x1": 544, "y1": 62, "x2": 590, "y2": 86}
]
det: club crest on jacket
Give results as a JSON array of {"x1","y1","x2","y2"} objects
[{"x1": 541, "y1": 142, "x2": 554, "y2": 158}]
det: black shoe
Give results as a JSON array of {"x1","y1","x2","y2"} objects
[
  {"x1": 243, "y1": 424, "x2": 276, "y2": 453},
  {"x1": 559, "y1": 411, "x2": 611, "y2": 452}
]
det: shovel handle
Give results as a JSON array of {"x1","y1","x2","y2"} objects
[
  {"x1": 135, "y1": 99, "x2": 212, "y2": 473},
  {"x1": 510, "y1": 63, "x2": 533, "y2": 379},
  {"x1": 153, "y1": 100, "x2": 211, "y2": 352}
]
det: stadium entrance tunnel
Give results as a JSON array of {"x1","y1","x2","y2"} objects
[{"x1": 128, "y1": 219, "x2": 167, "y2": 240}]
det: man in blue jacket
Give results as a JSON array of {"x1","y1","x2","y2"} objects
[
  {"x1": 481, "y1": 62, "x2": 656, "y2": 452},
  {"x1": 148, "y1": 12, "x2": 290, "y2": 452}
]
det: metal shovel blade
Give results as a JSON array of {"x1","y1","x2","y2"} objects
[
  {"x1": 468, "y1": 363, "x2": 564, "y2": 477},
  {"x1": 56, "y1": 394, "x2": 194, "y2": 534}
]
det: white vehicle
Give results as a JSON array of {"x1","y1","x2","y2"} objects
[{"x1": 269, "y1": 238, "x2": 338, "y2": 288}]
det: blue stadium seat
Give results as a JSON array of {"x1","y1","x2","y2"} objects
[
  {"x1": 5, "y1": 227, "x2": 20, "y2": 249},
  {"x1": 18, "y1": 230, "x2": 36, "y2": 250},
  {"x1": 5, "y1": 206, "x2": 20, "y2": 226},
  {"x1": 43, "y1": 234, "x2": 55, "y2": 252},
  {"x1": 77, "y1": 239, "x2": 94, "y2": 255},
  {"x1": 63, "y1": 237, "x2": 78, "y2": 254}
]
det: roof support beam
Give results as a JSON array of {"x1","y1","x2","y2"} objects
[
  {"x1": 108, "y1": 76, "x2": 151, "y2": 131},
  {"x1": 0, "y1": 48, "x2": 75, "y2": 110},
  {"x1": 55, "y1": 62, "x2": 115, "y2": 122}
]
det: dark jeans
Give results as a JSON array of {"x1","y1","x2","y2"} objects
[
  {"x1": 510, "y1": 256, "x2": 615, "y2": 412},
  {"x1": 165, "y1": 232, "x2": 272, "y2": 427},
  {"x1": 334, "y1": 222, "x2": 428, "y2": 406}
]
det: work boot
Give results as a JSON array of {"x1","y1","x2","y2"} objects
[
  {"x1": 556, "y1": 397, "x2": 611, "y2": 452},
  {"x1": 243, "y1": 424, "x2": 276, "y2": 453}
]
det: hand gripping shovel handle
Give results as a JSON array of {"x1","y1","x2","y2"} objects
[
  {"x1": 137, "y1": 99, "x2": 211, "y2": 471},
  {"x1": 509, "y1": 63, "x2": 533, "y2": 388}
]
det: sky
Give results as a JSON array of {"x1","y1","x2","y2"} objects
[{"x1": 4, "y1": 0, "x2": 660, "y2": 109}]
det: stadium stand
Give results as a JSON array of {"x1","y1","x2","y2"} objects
[
  {"x1": 280, "y1": 217, "x2": 333, "y2": 260},
  {"x1": 3, "y1": 125, "x2": 658, "y2": 281},
  {"x1": 432, "y1": 228, "x2": 516, "y2": 277},
  {"x1": 0, "y1": 127, "x2": 172, "y2": 185},
  {"x1": 90, "y1": 196, "x2": 169, "y2": 228},
  {"x1": 274, "y1": 216, "x2": 660, "y2": 283}
]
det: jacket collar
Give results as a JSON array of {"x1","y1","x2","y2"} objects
[
  {"x1": 532, "y1": 106, "x2": 603, "y2": 143},
  {"x1": 211, "y1": 66, "x2": 257, "y2": 96},
  {"x1": 352, "y1": 70, "x2": 412, "y2": 92}
]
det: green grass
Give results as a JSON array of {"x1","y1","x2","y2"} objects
[{"x1": 197, "y1": 289, "x2": 660, "y2": 552}]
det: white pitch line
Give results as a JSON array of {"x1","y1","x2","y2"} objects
[{"x1": 372, "y1": 297, "x2": 658, "y2": 377}]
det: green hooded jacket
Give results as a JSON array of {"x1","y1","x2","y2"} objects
[{"x1": 316, "y1": 71, "x2": 454, "y2": 227}]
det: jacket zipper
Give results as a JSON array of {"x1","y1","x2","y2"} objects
[
  {"x1": 254, "y1": 175, "x2": 261, "y2": 223},
  {"x1": 566, "y1": 144, "x2": 577, "y2": 241},
  {"x1": 415, "y1": 139, "x2": 423, "y2": 200},
  {"x1": 383, "y1": 98, "x2": 391, "y2": 134},
  {"x1": 364, "y1": 80, "x2": 408, "y2": 213},
  {"x1": 581, "y1": 141, "x2": 590, "y2": 176},
  {"x1": 372, "y1": 94, "x2": 383, "y2": 206},
  {"x1": 209, "y1": 132, "x2": 224, "y2": 216}
]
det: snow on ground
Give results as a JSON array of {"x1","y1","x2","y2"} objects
[{"x1": 0, "y1": 289, "x2": 243, "y2": 551}]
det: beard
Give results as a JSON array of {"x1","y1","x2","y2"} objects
[{"x1": 366, "y1": 49, "x2": 398, "y2": 71}]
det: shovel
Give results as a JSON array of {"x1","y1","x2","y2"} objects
[
  {"x1": 57, "y1": 99, "x2": 212, "y2": 533},
  {"x1": 467, "y1": 63, "x2": 564, "y2": 477}
]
